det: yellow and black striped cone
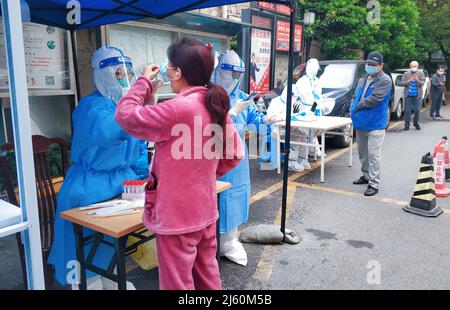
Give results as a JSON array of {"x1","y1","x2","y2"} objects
[{"x1": 403, "y1": 152, "x2": 443, "y2": 217}]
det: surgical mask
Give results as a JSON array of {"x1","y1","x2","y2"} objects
[
  {"x1": 229, "y1": 76, "x2": 241, "y2": 96},
  {"x1": 118, "y1": 78, "x2": 129, "y2": 88},
  {"x1": 411, "y1": 67, "x2": 418, "y2": 73},
  {"x1": 365, "y1": 65, "x2": 378, "y2": 76}
]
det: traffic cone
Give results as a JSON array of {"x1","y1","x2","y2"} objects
[
  {"x1": 442, "y1": 136, "x2": 450, "y2": 182},
  {"x1": 433, "y1": 139, "x2": 450, "y2": 197},
  {"x1": 403, "y1": 153, "x2": 443, "y2": 217}
]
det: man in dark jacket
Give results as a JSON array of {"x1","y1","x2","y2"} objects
[
  {"x1": 399, "y1": 61, "x2": 426, "y2": 130},
  {"x1": 350, "y1": 51, "x2": 392, "y2": 196},
  {"x1": 430, "y1": 66, "x2": 446, "y2": 118}
]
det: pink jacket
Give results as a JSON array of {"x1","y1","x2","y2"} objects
[{"x1": 115, "y1": 77, "x2": 244, "y2": 235}]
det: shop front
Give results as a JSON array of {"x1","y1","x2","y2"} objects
[
  {"x1": 101, "y1": 12, "x2": 251, "y2": 100},
  {"x1": 240, "y1": 2, "x2": 303, "y2": 95},
  {"x1": 0, "y1": 21, "x2": 75, "y2": 144}
]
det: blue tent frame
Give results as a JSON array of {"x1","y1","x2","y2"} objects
[{"x1": 0, "y1": 0, "x2": 298, "y2": 289}]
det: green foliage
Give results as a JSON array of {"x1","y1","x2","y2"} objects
[
  {"x1": 416, "y1": 0, "x2": 450, "y2": 74},
  {"x1": 299, "y1": 0, "x2": 421, "y2": 69},
  {"x1": 0, "y1": 145, "x2": 70, "y2": 193}
]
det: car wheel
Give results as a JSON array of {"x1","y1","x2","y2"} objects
[
  {"x1": 391, "y1": 99, "x2": 403, "y2": 120},
  {"x1": 333, "y1": 124, "x2": 353, "y2": 148},
  {"x1": 386, "y1": 104, "x2": 392, "y2": 129}
]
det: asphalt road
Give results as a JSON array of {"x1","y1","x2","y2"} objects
[{"x1": 1, "y1": 100, "x2": 450, "y2": 290}]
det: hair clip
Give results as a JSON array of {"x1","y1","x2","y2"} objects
[{"x1": 206, "y1": 43, "x2": 213, "y2": 49}]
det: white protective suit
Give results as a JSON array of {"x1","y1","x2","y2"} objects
[
  {"x1": 295, "y1": 58, "x2": 325, "y2": 160},
  {"x1": 266, "y1": 84, "x2": 311, "y2": 172}
]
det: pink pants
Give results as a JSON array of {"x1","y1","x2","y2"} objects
[{"x1": 156, "y1": 222, "x2": 222, "y2": 290}]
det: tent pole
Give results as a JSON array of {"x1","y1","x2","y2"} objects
[
  {"x1": 280, "y1": 0, "x2": 297, "y2": 241},
  {"x1": 70, "y1": 29, "x2": 81, "y2": 101},
  {"x1": 0, "y1": 0, "x2": 45, "y2": 289}
]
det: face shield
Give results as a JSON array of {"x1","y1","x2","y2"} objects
[
  {"x1": 214, "y1": 50, "x2": 245, "y2": 96},
  {"x1": 92, "y1": 46, "x2": 135, "y2": 104}
]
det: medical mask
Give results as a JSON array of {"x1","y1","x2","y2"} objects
[
  {"x1": 365, "y1": 65, "x2": 378, "y2": 76},
  {"x1": 411, "y1": 67, "x2": 418, "y2": 73},
  {"x1": 118, "y1": 78, "x2": 129, "y2": 88},
  {"x1": 229, "y1": 76, "x2": 241, "y2": 95}
]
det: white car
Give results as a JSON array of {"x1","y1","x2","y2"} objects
[
  {"x1": 392, "y1": 69, "x2": 431, "y2": 107},
  {"x1": 391, "y1": 72, "x2": 405, "y2": 120}
]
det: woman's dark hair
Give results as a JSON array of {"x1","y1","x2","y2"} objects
[{"x1": 167, "y1": 38, "x2": 229, "y2": 127}]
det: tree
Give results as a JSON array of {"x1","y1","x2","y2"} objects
[
  {"x1": 416, "y1": 0, "x2": 450, "y2": 83},
  {"x1": 299, "y1": 0, "x2": 421, "y2": 69}
]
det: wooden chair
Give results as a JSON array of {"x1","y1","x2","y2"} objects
[{"x1": 0, "y1": 135, "x2": 68, "y2": 288}]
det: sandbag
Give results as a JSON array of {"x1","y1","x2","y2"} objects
[{"x1": 239, "y1": 224, "x2": 301, "y2": 245}]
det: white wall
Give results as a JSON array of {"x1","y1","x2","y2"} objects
[{"x1": 28, "y1": 96, "x2": 72, "y2": 141}]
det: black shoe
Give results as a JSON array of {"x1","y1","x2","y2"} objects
[
  {"x1": 364, "y1": 185, "x2": 378, "y2": 196},
  {"x1": 414, "y1": 124, "x2": 421, "y2": 130},
  {"x1": 403, "y1": 126, "x2": 409, "y2": 131},
  {"x1": 353, "y1": 176, "x2": 369, "y2": 185}
]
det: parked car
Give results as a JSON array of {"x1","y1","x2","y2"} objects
[
  {"x1": 392, "y1": 68, "x2": 431, "y2": 107},
  {"x1": 260, "y1": 60, "x2": 395, "y2": 148},
  {"x1": 391, "y1": 72, "x2": 405, "y2": 120}
]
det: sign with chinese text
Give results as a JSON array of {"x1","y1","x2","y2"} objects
[
  {"x1": 0, "y1": 21, "x2": 68, "y2": 90},
  {"x1": 276, "y1": 21, "x2": 302, "y2": 52},
  {"x1": 250, "y1": 29, "x2": 272, "y2": 95},
  {"x1": 257, "y1": 2, "x2": 291, "y2": 15}
]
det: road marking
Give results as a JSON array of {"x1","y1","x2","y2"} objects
[
  {"x1": 249, "y1": 104, "x2": 435, "y2": 284},
  {"x1": 249, "y1": 106, "x2": 425, "y2": 206},
  {"x1": 292, "y1": 181, "x2": 450, "y2": 214},
  {"x1": 250, "y1": 145, "x2": 353, "y2": 205},
  {"x1": 252, "y1": 184, "x2": 297, "y2": 283}
]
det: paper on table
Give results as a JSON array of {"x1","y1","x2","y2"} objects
[
  {"x1": 79, "y1": 200, "x2": 128, "y2": 211},
  {"x1": 88, "y1": 200, "x2": 145, "y2": 215},
  {"x1": 94, "y1": 209, "x2": 140, "y2": 218}
]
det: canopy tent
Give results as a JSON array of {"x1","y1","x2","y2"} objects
[
  {"x1": 0, "y1": 0, "x2": 298, "y2": 289},
  {"x1": 5, "y1": 0, "x2": 291, "y2": 29}
]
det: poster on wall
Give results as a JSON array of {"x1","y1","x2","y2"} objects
[
  {"x1": 0, "y1": 21, "x2": 68, "y2": 90},
  {"x1": 276, "y1": 21, "x2": 303, "y2": 52},
  {"x1": 250, "y1": 28, "x2": 272, "y2": 95}
]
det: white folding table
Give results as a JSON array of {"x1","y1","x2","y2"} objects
[{"x1": 275, "y1": 116, "x2": 353, "y2": 183}]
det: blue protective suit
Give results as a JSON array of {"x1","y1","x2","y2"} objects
[
  {"x1": 48, "y1": 91, "x2": 148, "y2": 285},
  {"x1": 218, "y1": 90, "x2": 266, "y2": 233}
]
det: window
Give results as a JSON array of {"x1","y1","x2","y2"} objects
[
  {"x1": 319, "y1": 64, "x2": 357, "y2": 89},
  {"x1": 109, "y1": 24, "x2": 229, "y2": 97}
]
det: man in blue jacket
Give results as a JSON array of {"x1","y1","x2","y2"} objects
[{"x1": 350, "y1": 51, "x2": 392, "y2": 196}]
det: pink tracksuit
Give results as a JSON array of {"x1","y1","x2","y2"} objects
[{"x1": 115, "y1": 77, "x2": 244, "y2": 290}]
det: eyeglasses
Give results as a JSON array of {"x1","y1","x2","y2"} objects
[{"x1": 115, "y1": 67, "x2": 135, "y2": 80}]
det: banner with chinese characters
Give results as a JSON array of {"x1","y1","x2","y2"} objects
[
  {"x1": 250, "y1": 29, "x2": 272, "y2": 95},
  {"x1": 276, "y1": 21, "x2": 303, "y2": 52},
  {"x1": 257, "y1": 2, "x2": 291, "y2": 15},
  {"x1": 0, "y1": 21, "x2": 68, "y2": 90}
]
